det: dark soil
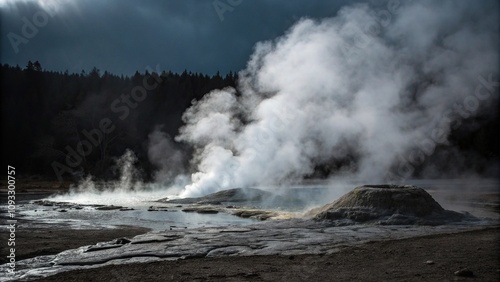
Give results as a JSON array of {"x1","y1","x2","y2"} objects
[{"x1": 34, "y1": 228, "x2": 500, "y2": 282}]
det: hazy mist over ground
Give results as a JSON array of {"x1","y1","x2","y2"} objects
[{"x1": 175, "y1": 0, "x2": 498, "y2": 197}]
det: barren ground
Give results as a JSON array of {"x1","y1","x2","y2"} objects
[
  {"x1": 1, "y1": 180, "x2": 499, "y2": 281},
  {"x1": 33, "y1": 228, "x2": 500, "y2": 282}
]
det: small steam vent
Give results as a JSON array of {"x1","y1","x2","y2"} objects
[{"x1": 308, "y1": 185, "x2": 471, "y2": 225}]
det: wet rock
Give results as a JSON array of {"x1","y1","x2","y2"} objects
[
  {"x1": 182, "y1": 207, "x2": 219, "y2": 214},
  {"x1": 231, "y1": 209, "x2": 277, "y2": 220},
  {"x1": 96, "y1": 205, "x2": 122, "y2": 211},
  {"x1": 181, "y1": 208, "x2": 197, "y2": 213},
  {"x1": 115, "y1": 238, "x2": 131, "y2": 244},
  {"x1": 206, "y1": 246, "x2": 253, "y2": 257},
  {"x1": 148, "y1": 206, "x2": 169, "y2": 211},
  {"x1": 85, "y1": 244, "x2": 123, "y2": 252},
  {"x1": 454, "y1": 268, "x2": 474, "y2": 277},
  {"x1": 196, "y1": 209, "x2": 219, "y2": 214}
]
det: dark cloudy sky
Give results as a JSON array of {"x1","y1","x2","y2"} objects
[{"x1": 0, "y1": 0, "x2": 361, "y2": 75}]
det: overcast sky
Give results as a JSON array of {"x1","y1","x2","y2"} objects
[{"x1": 0, "y1": 0, "x2": 361, "y2": 75}]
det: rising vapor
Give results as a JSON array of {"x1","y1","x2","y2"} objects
[{"x1": 175, "y1": 0, "x2": 498, "y2": 197}]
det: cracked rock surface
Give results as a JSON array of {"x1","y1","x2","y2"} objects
[{"x1": 1, "y1": 218, "x2": 489, "y2": 281}]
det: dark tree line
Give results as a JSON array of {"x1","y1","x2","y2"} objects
[
  {"x1": 0, "y1": 62, "x2": 237, "y2": 180},
  {"x1": 0, "y1": 61, "x2": 498, "y2": 182}
]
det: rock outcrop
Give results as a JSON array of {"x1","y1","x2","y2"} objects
[
  {"x1": 159, "y1": 188, "x2": 274, "y2": 205},
  {"x1": 307, "y1": 185, "x2": 472, "y2": 225}
]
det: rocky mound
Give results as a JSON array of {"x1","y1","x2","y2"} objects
[
  {"x1": 159, "y1": 188, "x2": 274, "y2": 205},
  {"x1": 307, "y1": 185, "x2": 472, "y2": 225}
]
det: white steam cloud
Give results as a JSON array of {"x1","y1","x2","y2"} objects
[{"x1": 176, "y1": 0, "x2": 498, "y2": 197}]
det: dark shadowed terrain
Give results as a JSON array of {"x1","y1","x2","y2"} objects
[{"x1": 34, "y1": 228, "x2": 499, "y2": 282}]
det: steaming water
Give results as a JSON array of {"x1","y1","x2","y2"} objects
[
  {"x1": 18, "y1": 204, "x2": 256, "y2": 231},
  {"x1": 48, "y1": 189, "x2": 173, "y2": 206},
  {"x1": 15, "y1": 188, "x2": 257, "y2": 231},
  {"x1": 10, "y1": 178, "x2": 497, "y2": 233}
]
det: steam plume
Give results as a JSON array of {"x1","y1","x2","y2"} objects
[{"x1": 176, "y1": 0, "x2": 498, "y2": 197}]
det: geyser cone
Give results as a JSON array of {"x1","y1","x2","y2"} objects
[
  {"x1": 318, "y1": 185, "x2": 444, "y2": 216},
  {"x1": 308, "y1": 185, "x2": 471, "y2": 225}
]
